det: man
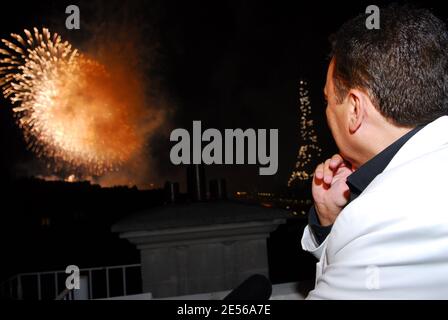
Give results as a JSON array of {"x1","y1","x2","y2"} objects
[{"x1": 302, "y1": 5, "x2": 448, "y2": 299}]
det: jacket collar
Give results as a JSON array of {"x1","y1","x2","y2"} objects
[{"x1": 385, "y1": 116, "x2": 448, "y2": 172}]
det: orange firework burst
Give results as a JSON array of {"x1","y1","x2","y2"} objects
[{"x1": 0, "y1": 28, "x2": 153, "y2": 176}]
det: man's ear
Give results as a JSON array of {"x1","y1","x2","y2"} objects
[{"x1": 347, "y1": 89, "x2": 365, "y2": 134}]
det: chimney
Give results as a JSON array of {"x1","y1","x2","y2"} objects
[
  {"x1": 164, "y1": 181, "x2": 180, "y2": 204},
  {"x1": 187, "y1": 164, "x2": 206, "y2": 202},
  {"x1": 209, "y1": 179, "x2": 227, "y2": 200}
]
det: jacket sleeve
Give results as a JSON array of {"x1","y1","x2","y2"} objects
[
  {"x1": 301, "y1": 206, "x2": 332, "y2": 260},
  {"x1": 301, "y1": 224, "x2": 329, "y2": 261}
]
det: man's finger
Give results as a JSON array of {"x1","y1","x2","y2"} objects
[
  {"x1": 315, "y1": 163, "x2": 324, "y2": 180},
  {"x1": 329, "y1": 154, "x2": 344, "y2": 169},
  {"x1": 323, "y1": 159, "x2": 333, "y2": 184}
]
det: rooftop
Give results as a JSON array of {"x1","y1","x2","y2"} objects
[{"x1": 112, "y1": 201, "x2": 291, "y2": 233}]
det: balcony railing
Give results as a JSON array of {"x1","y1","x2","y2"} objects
[{"x1": 0, "y1": 264, "x2": 141, "y2": 300}]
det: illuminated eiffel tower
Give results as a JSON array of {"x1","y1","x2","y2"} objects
[{"x1": 288, "y1": 79, "x2": 322, "y2": 188}]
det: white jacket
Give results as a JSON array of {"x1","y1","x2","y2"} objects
[{"x1": 301, "y1": 115, "x2": 448, "y2": 300}]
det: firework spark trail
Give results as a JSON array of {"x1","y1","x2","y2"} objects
[{"x1": 0, "y1": 27, "x2": 152, "y2": 176}]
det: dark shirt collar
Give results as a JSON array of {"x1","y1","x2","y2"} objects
[{"x1": 346, "y1": 126, "x2": 423, "y2": 196}]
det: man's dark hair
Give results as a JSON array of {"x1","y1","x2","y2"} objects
[{"x1": 331, "y1": 4, "x2": 448, "y2": 127}]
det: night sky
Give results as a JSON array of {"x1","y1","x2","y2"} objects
[{"x1": 0, "y1": 0, "x2": 446, "y2": 194}]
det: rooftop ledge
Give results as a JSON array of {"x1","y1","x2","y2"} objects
[{"x1": 104, "y1": 281, "x2": 311, "y2": 300}]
